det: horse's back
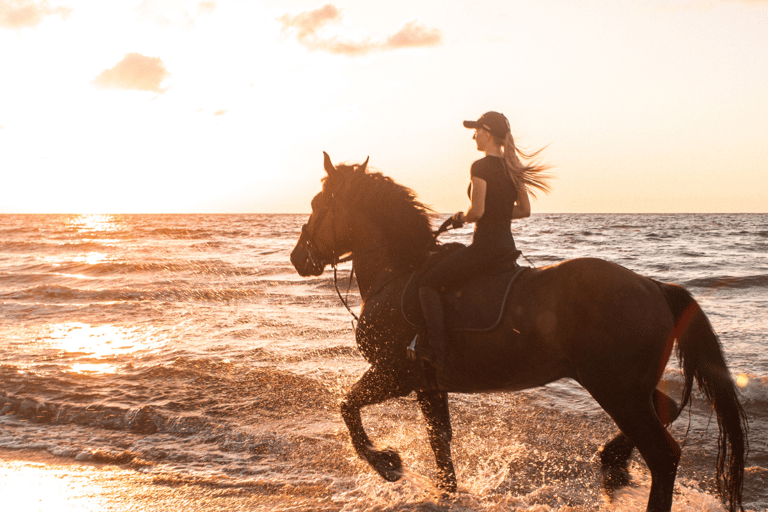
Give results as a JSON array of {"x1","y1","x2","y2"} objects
[
  {"x1": 515, "y1": 257, "x2": 676, "y2": 390},
  {"x1": 442, "y1": 258, "x2": 675, "y2": 393}
]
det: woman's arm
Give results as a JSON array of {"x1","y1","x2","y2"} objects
[
  {"x1": 511, "y1": 183, "x2": 531, "y2": 219},
  {"x1": 460, "y1": 176, "x2": 486, "y2": 223}
]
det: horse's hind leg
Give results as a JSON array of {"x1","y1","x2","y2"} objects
[
  {"x1": 651, "y1": 388, "x2": 680, "y2": 426},
  {"x1": 416, "y1": 390, "x2": 456, "y2": 494},
  {"x1": 600, "y1": 432, "x2": 635, "y2": 493},
  {"x1": 340, "y1": 367, "x2": 412, "y2": 482},
  {"x1": 600, "y1": 389, "x2": 681, "y2": 495},
  {"x1": 596, "y1": 392, "x2": 681, "y2": 512}
]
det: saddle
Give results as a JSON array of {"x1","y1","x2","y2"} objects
[{"x1": 401, "y1": 243, "x2": 527, "y2": 332}]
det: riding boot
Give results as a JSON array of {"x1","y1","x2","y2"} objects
[{"x1": 416, "y1": 286, "x2": 448, "y2": 372}]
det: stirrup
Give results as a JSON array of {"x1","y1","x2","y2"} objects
[
  {"x1": 407, "y1": 334, "x2": 418, "y2": 359},
  {"x1": 407, "y1": 334, "x2": 421, "y2": 360},
  {"x1": 407, "y1": 333, "x2": 433, "y2": 361},
  {"x1": 407, "y1": 333, "x2": 444, "y2": 371}
]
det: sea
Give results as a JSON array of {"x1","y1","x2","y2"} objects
[{"x1": 0, "y1": 213, "x2": 766, "y2": 511}]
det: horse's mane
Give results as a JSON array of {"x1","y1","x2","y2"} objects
[{"x1": 331, "y1": 164, "x2": 434, "y2": 269}]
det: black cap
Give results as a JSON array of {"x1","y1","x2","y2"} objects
[{"x1": 463, "y1": 111, "x2": 510, "y2": 139}]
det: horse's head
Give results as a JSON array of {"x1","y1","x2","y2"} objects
[{"x1": 290, "y1": 152, "x2": 368, "y2": 277}]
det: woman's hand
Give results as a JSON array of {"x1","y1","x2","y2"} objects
[
  {"x1": 450, "y1": 212, "x2": 464, "y2": 229},
  {"x1": 463, "y1": 177, "x2": 487, "y2": 223},
  {"x1": 512, "y1": 184, "x2": 531, "y2": 219}
]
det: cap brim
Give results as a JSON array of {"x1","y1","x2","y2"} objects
[{"x1": 463, "y1": 120, "x2": 480, "y2": 129}]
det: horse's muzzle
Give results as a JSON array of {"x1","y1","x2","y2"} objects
[{"x1": 290, "y1": 236, "x2": 326, "y2": 277}]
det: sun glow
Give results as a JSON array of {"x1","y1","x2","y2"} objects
[
  {"x1": 73, "y1": 252, "x2": 108, "y2": 265},
  {"x1": 66, "y1": 214, "x2": 123, "y2": 233},
  {"x1": 39, "y1": 323, "x2": 167, "y2": 374},
  {"x1": 45, "y1": 323, "x2": 162, "y2": 356},
  {"x1": 0, "y1": 457, "x2": 108, "y2": 512},
  {"x1": 1, "y1": 2, "x2": 766, "y2": 214}
]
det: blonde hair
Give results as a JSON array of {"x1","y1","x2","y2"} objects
[{"x1": 495, "y1": 132, "x2": 553, "y2": 198}]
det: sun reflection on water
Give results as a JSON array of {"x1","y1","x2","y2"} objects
[
  {"x1": 70, "y1": 363, "x2": 119, "y2": 375},
  {"x1": 41, "y1": 323, "x2": 167, "y2": 374},
  {"x1": 736, "y1": 373, "x2": 749, "y2": 388},
  {"x1": 72, "y1": 252, "x2": 108, "y2": 265},
  {"x1": 66, "y1": 214, "x2": 123, "y2": 233}
]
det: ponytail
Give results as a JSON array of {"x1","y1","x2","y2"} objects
[{"x1": 497, "y1": 132, "x2": 552, "y2": 198}]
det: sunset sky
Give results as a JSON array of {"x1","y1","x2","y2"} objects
[{"x1": 1, "y1": 0, "x2": 766, "y2": 214}]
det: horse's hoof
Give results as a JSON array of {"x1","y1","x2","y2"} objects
[
  {"x1": 601, "y1": 466, "x2": 630, "y2": 500},
  {"x1": 437, "y1": 489, "x2": 458, "y2": 501},
  {"x1": 436, "y1": 478, "x2": 458, "y2": 498},
  {"x1": 372, "y1": 448, "x2": 403, "y2": 482}
]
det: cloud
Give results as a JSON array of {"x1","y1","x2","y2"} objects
[
  {"x1": 0, "y1": 0, "x2": 71, "y2": 29},
  {"x1": 278, "y1": 4, "x2": 342, "y2": 40},
  {"x1": 91, "y1": 53, "x2": 170, "y2": 93},
  {"x1": 278, "y1": 4, "x2": 442, "y2": 56},
  {"x1": 213, "y1": 109, "x2": 226, "y2": 116},
  {"x1": 197, "y1": 0, "x2": 215, "y2": 15},
  {"x1": 136, "y1": 0, "x2": 216, "y2": 27},
  {"x1": 384, "y1": 20, "x2": 442, "y2": 50}
]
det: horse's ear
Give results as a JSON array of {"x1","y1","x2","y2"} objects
[
  {"x1": 323, "y1": 152, "x2": 336, "y2": 177},
  {"x1": 357, "y1": 156, "x2": 369, "y2": 174}
]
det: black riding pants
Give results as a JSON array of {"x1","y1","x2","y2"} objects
[{"x1": 418, "y1": 233, "x2": 516, "y2": 293}]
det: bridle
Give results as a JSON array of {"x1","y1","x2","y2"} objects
[
  {"x1": 299, "y1": 190, "x2": 365, "y2": 323},
  {"x1": 300, "y1": 191, "x2": 346, "y2": 270},
  {"x1": 299, "y1": 177, "x2": 539, "y2": 328},
  {"x1": 300, "y1": 190, "x2": 487, "y2": 326}
]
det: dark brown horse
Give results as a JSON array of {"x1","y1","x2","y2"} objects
[{"x1": 290, "y1": 153, "x2": 748, "y2": 512}]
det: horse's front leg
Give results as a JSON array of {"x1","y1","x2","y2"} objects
[
  {"x1": 416, "y1": 390, "x2": 457, "y2": 494},
  {"x1": 340, "y1": 367, "x2": 411, "y2": 482}
]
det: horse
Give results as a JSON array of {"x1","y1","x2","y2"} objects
[{"x1": 289, "y1": 153, "x2": 748, "y2": 512}]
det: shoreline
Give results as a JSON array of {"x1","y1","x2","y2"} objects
[{"x1": 0, "y1": 448, "x2": 328, "y2": 512}]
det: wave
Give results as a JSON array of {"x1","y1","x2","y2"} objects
[
  {"x1": 0, "y1": 283, "x2": 277, "y2": 303},
  {"x1": 0, "y1": 394, "x2": 334, "y2": 474},
  {"x1": 5, "y1": 258, "x2": 263, "y2": 280},
  {"x1": 150, "y1": 228, "x2": 217, "y2": 239},
  {"x1": 605, "y1": 224, "x2": 642, "y2": 229},
  {"x1": 683, "y1": 274, "x2": 768, "y2": 290},
  {"x1": 660, "y1": 368, "x2": 768, "y2": 407},
  {"x1": 0, "y1": 361, "x2": 335, "y2": 462},
  {"x1": 149, "y1": 227, "x2": 253, "y2": 239},
  {"x1": 0, "y1": 240, "x2": 93, "y2": 253},
  {"x1": 0, "y1": 398, "x2": 160, "y2": 434},
  {"x1": 65, "y1": 259, "x2": 261, "y2": 277},
  {"x1": 734, "y1": 373, "x2": 768, "y2": 406}
]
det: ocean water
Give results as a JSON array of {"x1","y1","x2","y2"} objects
[{"x1": 0, "y1": 213, "x2": 766, "y2": 511}]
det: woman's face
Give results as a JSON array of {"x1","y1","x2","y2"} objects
[{"x1": 473, "y1": 128, "x2": 491, "y2": 151}]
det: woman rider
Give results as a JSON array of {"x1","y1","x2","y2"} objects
[{"x1": 411, "y1": 111, "x2": 551, "y2": 371}]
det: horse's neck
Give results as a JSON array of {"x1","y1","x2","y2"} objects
[
  {"x1": 352, "y1": 253, "x2": 393, "y2": 301},
  {"x1": 350, "y1": 229, "x2": 399, "y2": 300}
]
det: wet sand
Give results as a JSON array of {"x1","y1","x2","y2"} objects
[{"x1": 0, "y1": 449, "x2": 333, "y2": 512}]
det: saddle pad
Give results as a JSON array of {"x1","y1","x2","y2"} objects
[{"x1": 401, "y1": 266, "x2": 527, "y2": 332}]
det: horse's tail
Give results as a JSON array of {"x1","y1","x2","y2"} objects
[{"x1": 658, "y1": 281, "x2": 748, "y2": 512}]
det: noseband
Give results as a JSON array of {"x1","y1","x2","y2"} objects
[
  {"x1": 300, "y1": 192, "x2": 347, "y2": 270},
  {"x1": 300, "y1": 192, "x2": 396, "y2": 323}
]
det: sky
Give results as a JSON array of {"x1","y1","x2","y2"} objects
[{"x1": 1, "y1": 0, "x2": 766, "y2": 214}]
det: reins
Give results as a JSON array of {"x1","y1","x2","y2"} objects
[
  {"x1": 333, "y1": 263, "x2": 358, "y2": 324},
  {"x1": 435, "y1": 217, "x2": 538, "y2": 267},
  {"x1": 332, "y1": 220, "x2": 453, "y2": 325},
  {"x1": 317, "y1": 212, "x2": 537, "y2": 327},
  {"x1": 331, "y1": 242, "x2": 389, "y2": 326}
]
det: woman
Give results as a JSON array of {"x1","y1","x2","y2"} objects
[{"x1": 411, "y1": 111, "x2": 551, "y2": 371}]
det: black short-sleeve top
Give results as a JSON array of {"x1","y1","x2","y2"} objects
[{"x1": 468, "y1": 156, "x2": 518, "y2": 245}]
